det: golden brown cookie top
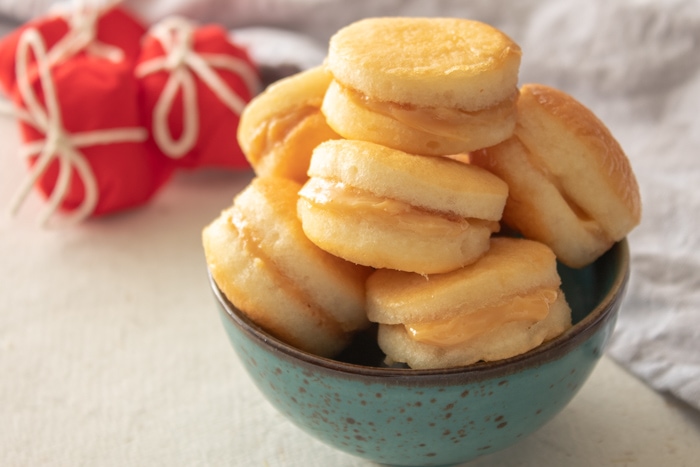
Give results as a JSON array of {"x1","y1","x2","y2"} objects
[
  {"x1": 328, "y1": 17, "x2": 521, "y2": 109},
  {"x1": 366, "y1": 237, "x2": 561, "y2": 324},
  {"x1": 307, "y1": 139, "x2": 508, "y2": 220}
]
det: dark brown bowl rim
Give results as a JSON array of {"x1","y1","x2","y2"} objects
[{"x1": 214, "y1": 239, "x2": 629, "y2": 380}]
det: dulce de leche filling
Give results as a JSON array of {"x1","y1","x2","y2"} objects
[
  {"x1": 341, "y1": 83, "x2": 517, "y2": 139},
  {"x1": 299, "y1": 178, "x2": 497, "y2": 236},
  {"x1": 249, "y1": 105, "x2": 320, "y2": 161},
  {"x1": 405, "y1": 288, "x2": 559, "y2": 347},
  {"x1": 226, "y1": 207, "x2": 346, "y2": 337}
]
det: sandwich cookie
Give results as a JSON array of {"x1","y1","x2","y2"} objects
[
  {"x1": 202, "y1": 176, "x2": 371, "y2": 357},
  {"x1": 470, "y1": 83, "x2": 642, "y2": 268},
  {"x1": 366, "y1": 237, "x2": 572, "y2": 369},
  {"x1": 323, "y1": 17, "x2": 522, "y2": 156},
  {"x1": 297, "y1": 139, "x2": 508, "y2": 274},
  {"x1": 238, "y1": 66, "x2": 341, "y2": 184}
]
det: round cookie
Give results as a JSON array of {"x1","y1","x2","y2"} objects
[
  {"x1": 238, "y1": 66, "x2": 341, "y2": 184},
  {"x1": 470, "y1": 83, "x2": 642, "y2": 268},
  {"x1": 202, "y1": 176, "x2": 371, "y2": 357},
  {"x1": 297, "y1": 139, "x2": 508, "y2": 274},
  {"x1": 323, "y1": 17, "x2": 522, "y2": 155},
  {"x1": 376, "y1": 295, "x2": 571, "y2": 370},
  {"x1": 366, "y1": 237, "x2": 573, "y2": 369}
]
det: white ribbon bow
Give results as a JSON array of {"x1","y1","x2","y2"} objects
[
  {"x1": 47, "y1": 0, "x2": 125, "y2": 65},
  {"x1": 135, "y1": 17, "x2": 260, "y2": 158},
  {"x1": 8, "y1": 28, "x2": 148, "y2": 226}
]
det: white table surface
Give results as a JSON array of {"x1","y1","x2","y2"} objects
[{"x1": 1, "y1": 113, "x2": 699, "y2": 467}]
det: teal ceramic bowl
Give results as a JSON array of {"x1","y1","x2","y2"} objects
[{"x1": 212, "y1": 240, "x2": 629, "y2": 466}]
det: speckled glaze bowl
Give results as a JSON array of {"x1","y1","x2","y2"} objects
[{"x1": 212, "y1": 240, "x2": 629, "y2": 466}]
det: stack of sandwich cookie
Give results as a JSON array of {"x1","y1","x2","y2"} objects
[{"x1": 203, "y1": 17, "x2": 641, "y2": 369}]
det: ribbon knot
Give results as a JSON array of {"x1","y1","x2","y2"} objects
[
  {"x1": 48, "y1": 0, "x2": 125, "y2": 65},
  {"x1": 163, "y1": 45, "x2": 189, "y2": 71},
  {"x1": 161, "y1": 22, "x2": 194, "y2": 70},
  {"x1": 8, "y1": 27, "x2": 148, "y2": 226},
  {"x1": 136, "y1": 17, "x2": 259, "y2": 159},
  {"x1": 46, "y1": 126, "x2": 69, "y2": 149}
]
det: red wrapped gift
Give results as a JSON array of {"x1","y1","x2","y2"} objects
[
  {"x1": 8, "y1": 28, "x2": 172, "y2": 226},
  {"x1": 136, "y1": 17, "x2": 260, "y2": 169},
  {"x1": 0, "y1": 1, "x2": 146, "y2": 96}
]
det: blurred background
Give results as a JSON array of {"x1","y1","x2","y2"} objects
[{"x1": 1, "y1": 1, "x2": 698, "y2": 466}]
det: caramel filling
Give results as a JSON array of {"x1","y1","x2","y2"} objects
[
  {"x1": 516, "y1": 137, "x2": 609, "y2": 242},
  {"x1": 226, "y1": 208, "x2": 346, "y2": 337},
  {"x1": 342, "y1": 84, "x2": 517, "y2": 139},
  {"x1": 299, "y1": 178, "x2": 498, "y2": 236},
  {"x1": 405, "y1": 289, "x2": 559, "y2": 347},
  {"x1": 249, "y1": 105, "x2": 320, "y2": 160}
]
